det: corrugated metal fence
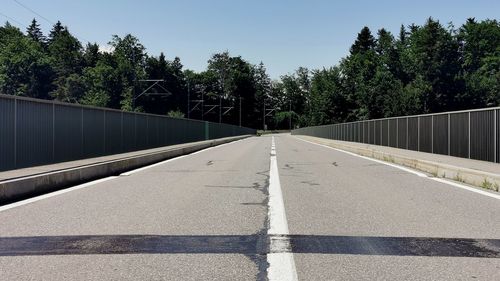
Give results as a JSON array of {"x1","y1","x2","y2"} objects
[
  {"x1": 292, "y1": 107, "x2": 500, "y2": 163},
  {"x1": 0, "y1": 94, "x2": 255, "y2": 171}
]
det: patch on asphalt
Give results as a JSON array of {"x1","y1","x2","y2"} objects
[{"x1": 1, "y1": 235, "x2": 499, "y2": 258}]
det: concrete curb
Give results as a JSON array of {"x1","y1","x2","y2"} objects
[
  {"x1": 0, "y1": 135, "x2": 251, "y2": 204},
  {"x1": 296, "y1": 136, "x2": 500, "y2": 192}
]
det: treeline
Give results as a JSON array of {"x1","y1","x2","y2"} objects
[
  {"x1": 0, "y1": 19, "x2": 271, "y2": 128},
  {"x1": 1, "y1": 17, "x2": 499, "y2": 129},
  {"x1": 277, "y1": 17, "x2": 500, "y2": 127}
]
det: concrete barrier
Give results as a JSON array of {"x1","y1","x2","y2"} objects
[{"x1": 0, "y1": 135, "x2": 251, "y2": 204}]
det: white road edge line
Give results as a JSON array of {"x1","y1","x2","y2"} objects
[
  {"x1": 0, "y1": 176, "x2": 118, "y2": 212},
  {"x1": 0, "y1": 138, "x2": 253, "y2": 211},
  {"x1": 267, "y1": 136, "x2": 299, "y2": 281},
  {"x1": 121, "y1": 138, "x2": 249, "y2": 176},
  {"x1": 295, "y1": 137, "x2": 500, "y2": 200}
]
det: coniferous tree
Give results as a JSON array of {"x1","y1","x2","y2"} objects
[
  {"x1": 48, "y1": 21, "x2": 64, "y2": 43},
  {"x1": 26, "y1": 19, "x2": 45, "y2": 44}
]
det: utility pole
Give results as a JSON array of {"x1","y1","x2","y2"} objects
[
  {"x1": 239, "y1": 96, "x2": 242, "y2": 127},
  {"x1": 289, "y1": 99, "x2": 292, "y2": 130}
]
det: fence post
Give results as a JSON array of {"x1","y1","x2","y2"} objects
[
  {"x1": 468, "y1": 111, "x2": 471, "y2": 159},
  {"x1": 494, "y1": 110, "x2": 497, "y2": 163},
  {"x1": 417, "y1": 117, "x2": 420, "y2": 151},
  {"x1": 13, "y1": 98, "x2": 17, "y2": 168},
  {"x1": 406, "y1": 118, "x2": 409, "y2": 149},
  {"x1": 359, "y1": 121, "x2": 361, "y2": 142},
  {"x1": 396, "y1": 118, "x2": 399, "y2": 148},
  {"x1": 121, "y1": 111, "x2": 124, "y2": 152},
  {"x1": 362, "y1": 122, "x2": 364, "y2": 143},
  {"x1": 81, "y1": 107, "x2": 84, "y2": 157},
  {"x1": 448, "y1": 113, "x2": 451, "y2": 155},
  {"x1": 103, "y1": 110, "x2": 106, "y2": 153},
  {"x1": 387, "y1": 119, "x2": 390, "y2": 146},
  {"x1": 205, "y1": 121, "x2": 209, "y2": 140},
  {"x1": 52, "y1": 103, "x2": 55, "y2": 161},
  {"x1": 380, "y1": 121, "x2": 382, "y2": 145},
  {"x1": 431, "y1": 115, "x2": 434, "y2": 153}
]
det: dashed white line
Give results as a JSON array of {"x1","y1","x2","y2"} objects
[
  {"x1": 267, "y1": 136, "x2": 299, "y2": 281},
  {"x1": 295, "y1": 137, "x2": 500, "y2": 200},
  {"x1": 0, "y1": 176, "x2": 118, "y2": 212}
]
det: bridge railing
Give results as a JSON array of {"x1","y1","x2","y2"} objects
[
  {"x1": 292, "y1": 107, "x2": 500, "y2": 163},
  {"x1": 0, "y1": 94, "x2": 255, "y2": 171}
]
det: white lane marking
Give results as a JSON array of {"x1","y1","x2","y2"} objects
[
  {"x1": 295, "y1": 137, "x2": 500, "y2": 200},
  {"x1": 120, "y1": 155, "x2": 191, "y2": 176},
  {"x1": 267, "y1": 136, "x2": 299, "y2": 281},
  {"x1": 431, "y1": 177, "x2": 500, "y2": 200},
  {"x1": 0, "y1": 138, "x2": 252, "y2": 211},
  {"x1": 0, "y1": 176, "x2": 118, "y2": 212},
  {"x1": 121, "y1": 138, "x2": 250, "y2": 176}
]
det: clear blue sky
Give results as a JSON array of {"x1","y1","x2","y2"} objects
[{"x1": 2, "y1": 0, "x2": 499, "y2": 78}]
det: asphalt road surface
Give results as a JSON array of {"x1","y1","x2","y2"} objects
[{"x1": 1, "y1": 134, "x2": 499, "y2": 280}]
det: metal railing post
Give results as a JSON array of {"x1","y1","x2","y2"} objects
[
  {"x1": 362, "y1": 121, "x2": 365, "y2": 143},
  {"x1": 134, "y1": 113, "x2": 137, "y2": 149},
  {"x1": 431, "y1": 115, "x2": 434, "y2": 153},
  {"x1": 396, "y1": 118, "x2": 399, "y2": 148},
  {"x1": 120, "y1": 111, "x2": 124, "y2": 151},
  {"x1": 387, "y1": 119, "x2": 390, "y2": 146},
  {"x1": 468, "y1": 112, "x2": 471, "y2": 158},
  {"x1": 103, "y1": 110, "x2": 106, "y2": 153},
  {"x1": 494, "y1": 110, "x2": 497, "y2": 163},
  {"x1": 448, "y1": 113, "x2": 451, "y2": 155},
  {"x1": 418, "y1": 117, "x2": 420, "y2": 151},
  {"x1": 13, "y1": 98, "x2": 17, "y2": 168},
  {"x1": 380, "y1": 121, "x2": 382, "y2": 145},
  {"x1": 52, "y1": 103, "x2": 55, "y2": 161},
  {"x1": 406, "y1": 118, "x2": 408, "y2": 149},
  {"x1": 81, "y1": 107, "x2": 84, "y2": 157}
]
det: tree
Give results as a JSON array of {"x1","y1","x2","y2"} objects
[
  {"x1": 0, "y1": 22, "x2": 53, "y2": 98},
  {"x1": 108, "y1": 34, "x2": 147, "y2": 109},
  {"x1": 83, "y1": 43, "x2": 100, "y2": 68},
  {"x1": 350, "y1": 26, "x2": 376, "y2": 55},
  {"x1": 407, "y1": 18, "x2": 463, "y2": 112},
  {"x1": 458, "y1": 19, "x2": 500, "y2": 107},
  {"x1": 254, "y1": 62, "x2": 271, "y2": 127},
  {"x1": 341, "y1": 26, "x2": 378, "y2": 120},
  {"x1": 47, "y1": 25, "x2": 83, "y2": 101},
  {"x1": 26, "y1": 18, "x2": 45, "y2": 45},
  {"x1": 48, "y1": 21, "x2": 64, "y2": 43},
  {"x1": 206, "y1": 51, "x2": 259, "y2": 126},
  {"x1": 309, "y1": 67, "x2": 348, "y2": 125},
  {"x1": 81, "y1": 60, "x2": 116, "y2": 107}
]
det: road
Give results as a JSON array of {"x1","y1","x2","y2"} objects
[{"x1": 1, "y1": 134, "x2": 499, "y2": 280}]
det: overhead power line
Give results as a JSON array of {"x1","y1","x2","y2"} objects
[
  {"x1": 13, "y1": 0, "x2": 55, "y2": 25},
  {"x1": 0, "y1": 11, "x2": 28, "y2": 28},
  {"x1": 12, "y1": 0, "x2": 92, "y2": 44}
]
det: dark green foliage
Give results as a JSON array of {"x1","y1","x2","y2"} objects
[
  {"x1": 0, "y1": 16, "x2": 498, "y2": 130},
  {"x1": 277, "y1": 18, "x2": 499, "y2": 128},
  {"x1": 26, "y1": 19, "x2": 45, "y2": 45},
  {"x1": 0, "y1": 22, "x2": 53, "y2": 98}
]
